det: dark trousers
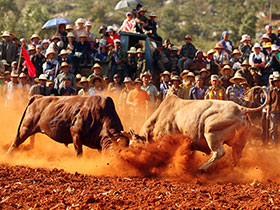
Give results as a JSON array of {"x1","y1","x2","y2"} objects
[{"x1": 261, "y1": 111, "x2": 269, "y2": 145}]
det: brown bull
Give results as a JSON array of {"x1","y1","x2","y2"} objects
[
  {"x1": 7, "y1": 95, "x2": 129, "y2": 156},
  {"x1": 139, "y1": 92, "x2": 267, "y2": 171}
]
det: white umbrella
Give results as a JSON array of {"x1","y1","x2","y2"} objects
[{"x1": 114, "y1": 0, "x2": 142, "y2": 10}]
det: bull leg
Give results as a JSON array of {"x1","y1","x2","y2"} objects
[
  {"x1": 70, "y1": 129, "x2": 83, "y2": 157},
  {"x1": 198, "y1": 133, "x2": 225, "y2": 171},
  {"x1": 27, "y1": 135, "x2": 35, "y2": 149},
  {"x1": 7, "y1": 127, "x2": 36, "y2": 155}
]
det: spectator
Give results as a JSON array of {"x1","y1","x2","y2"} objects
[
  {"x1": 66, "y1": 32, "x2": 76, "y2": 53},
  {"x1": 206, "y1": 49, "x2": 219, "y2": 75},
  {"x1": 73, "y1": 18, "x2": 86, "y2": 42},
  {"x1": 41, "y1": 39, "x2": 51, "y2": 56},
  {"x1": 178, "y1": 34, "x2": 196, "y2": 72},
  {"x1": 58, "y1": 49, "x2": 71, "y2": 65},
  {"x1": 237, "y1": 60, "x2": 254, "y2": 87},
  {"x1": 85, "y1": 21, "x2": 95, "y2": 42},
  {"x1": 204, "y1": 74, "x2": 225, "y2": 100},
  {"x1": 147, "y1": 12, "x2": 162, "y2": 42},
  {"x1": 192, "y1": 50, "x2": 206, "y2": 71},
  {"x1": 42, "y1": 48, "x2": 59, "y2": 82},
  {"x1": 169, "y1": 46, "x2": 179, "y2": 72},
  {"x1": 46, "y1": 80, "x2": 58, "y2": 96},
  {"x1": 3, "y1": 71, "x2": 11, "y2": 84},
  {"x1": 230, "y1": 49, "x2": 242, "y2": 71},
  {"x1": 75, "y1": 33, "x2": 89, "y2": 66},
  {"x1": 27, "y1": 45, "x2": 36, "y2": 58},
  {"x1": 159, "y1": 70, "x2": 171, "y2": 99},
  {"x1": 153, "y1": 42, "x2": 170, "y2": 72},
  {"x1": 189, "y1": 75, "x2": 207, "y2": 99},
  {"x1": 140, "y1": 71, "x2": 159, "y2": 106},
  {"x1": 30, "y1": 34, "x2": 41, "y2": 47},
  {"x1": 136, "y1": 48, "x2": 147, "y2": 78},
  {"x1": 18, "y1": 72, "x2": 30, "y2": 94},
  {"x1": 5, "y1": 71, "x2": 19, "y2": 101},
  {"x1": 263, "y1": 42, "x2": 272, "y2": 64},
  {"x1": 106, "y1": 26, "x2": 120, "y2": 47},
  {"x1": 261, "y1": 34, "x2": 272, "y2": 56},
  {"x1": 29, "y1": 74, "x2": 51, "y2": 96},
  {"x1": 89, "y1": 76, "x2": 105, "y2": 95},
  {"x1": 239, "y1": 34, "x2": 252, "y2": 62},
  {"x1": 31, "y1": 45, "x2": 46, "y2": 77},
  {"x1": 220, "y1": 64, "x2": 234, "y2": 89},
  {"x1": 108, "y1": 74, "x2": 123, "y2": 93},
  {"x1": 55, "y1": 24, "x2": 67, "y2": 49},
  {"x1": 127, "y1": 47, "x2": 137, "y2": 78},
  {"x1": 198, "y1": 68, "x2": 210, "y2": 87},
  {"x1": 99, "y1": 25, "x2": 107, "y2": 38},
  {"x1": 118, "y1": 76, "x2": 133, "y2": 111},
  {"x1": 87, "y1": 41, "x2": 98, "y2": 66},
  {"x1": 135, "y1": 8, "x2": 148, "y2": 34},
  {"x1": 58, "y1": 77, "x2": 75, "y2": 96},
  {"x1": 181, "y1": 72, "x2": 195, "y2": 99},
  {"x1": 88, "y1": 63, "x2": 103, "y2": 81},
  {"x1": 166, "y1": 75, "x2": 188, "y2": 99},
  {"x1": 226, "y1": 72, "x2": 247, "y2": 105},
  {"x1": 249, "y1": 43, "x2": 266, "y2": 84},
  {"x1": 213, "y1": 42, "x2": 229, "y2": 69},
  {"x1": 249, "y1": 65, "x2": 262, "y2": 86},
  {"x1": 66, "y1": 24, "x2": 74, "y2": 33},
  {"x1": 267, "y1": 75, "x2": 280, "y2": 146},
  {"x1": 0, "y1": 31, "x2": 17, "y2": 64},
  {"x1": 55, "y1": 62, "x2": 76, "y2": 90},
  {"x1": 265, "y1": 25, "x2": 279, "y2": 45},
  {"x1": 77, "y1": 76, "x2": 90, "y2": 95},
  {"x1": 265, "y1": 44, "x2": 280, "y2": 73},
  {"x1": 219, "y1": 31, "x2": 234, "y2": 54},
  {"x1": 118, "y1": 12, "x2": 136, "y2": 33},
  {"x1": 48, "y1": 35, "x2": 61, "y2": 59}
]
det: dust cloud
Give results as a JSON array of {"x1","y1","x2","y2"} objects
[{"x1": 1, "y1": 93, "x2": 280, "y2": 183}]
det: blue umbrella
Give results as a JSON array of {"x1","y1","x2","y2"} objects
[
  {"x1": 42, "y1": 18, "x2": 73, "y2": 29},
  {"x1": 114, "y1": 0, "x2": 142, "y2": 10}
]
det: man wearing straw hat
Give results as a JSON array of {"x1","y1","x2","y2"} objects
[
  {"x1": 29, "y1": 74, "x2": 51, "y2": 96},
  {"x1": 147, "y1": 12, "x2": 162, "y2": 42},
  {"x1": 166, "y1": 75, "x2": 189, "y2": 99},
  {"x1": 189, "y1": 75, "x2": 207, "y2": 100},
  {"x1": 220, "y1": 64, "x2": 234, "y2": 89},
  {"x1": 237, "y1": 60, "x2": 254, "y2": 87},
  {"x1": 225, "y1": 72, "x2": 247, "y2": 105},
  {"x1": 267, "y1": 75, "x2": 280, "y2": 146},
  {"x1": 118, "y1": 76, "x2": 134, "y2": 112},
  {"x1": 77, "y1": 76, "x2": 90, "y2": 95},
  {"x1": 5, "y1": 71, "x2": 19, "y2": 102},
  {"x1": 204, "y1": 74, "x2": 225, "y2": 100},
  {"x1": 55, "y1": 62, "x2": 76, "y2": 90},
  {"x1": 0, "y1": 31, "x2": 17, "y2": 64}
]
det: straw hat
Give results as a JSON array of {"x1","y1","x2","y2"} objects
[
  {"x1": 66, "y1": 32, "x2": 75, "y2": 38},
  {"x1": 207, "y1": 49, "x2": 216, "y2": 55},
  {"x1": 186, "y1": 72, "x2": 195, "y2": 78},
  {"x1": 59, "y1": 49, "x2": 69, "y2": 56},
  {"x1": 184, "y1": 34, "x2": 192, "y2": 40},
  {"x1": 127, "y1": 47, "x2": 137, "y2": 54},
  {"x1": 41, "y1": 39, "x2": 51, "y2": 45},
  {"x1": 123, "y1": 77, "x2": 133, "y2": 83},
  {"x1": 19, "y1": 72, "x2": 27, "y2": 78},
  {"x1": 199, "y1": 68, "x2": 210, "y2": 76},
  {"x1": 272, "y1": 76, "x2": 280, "y2": 83},
  {"x1": 138, "y1": 8, "x2": 147, "y2": 13},
  {"x1": 240, "y1": 34, "x2": 251, "y2": 42},
  {"x1": 10, "y1": 71, "x2": 18, "y2": 78},
  {"x1": 66, "y1": 24, "x2": 74, "y2": 30},
  {"x1": 148, "y1": 12, "x2": 158, "y2": 17},
  {"x1": 45, "y1": 48, "x2": 56, "y2": 57},
  {"x1": 75, "y1": 18, "x2": 86, "y2": 25},
  {"x1": 261, "y1": 34, "x2": 272, "y2": 41},
  {"x1": 4, "y1": 70, "x2": 11, "y2": 75},
  {"x1": 59, "y1": 62, "x2": 72, "y2": 70},
  {"x1": 231, "y1": 49, "x2": 241, "y2": 56},
  {"x1": 253, "y1": 43, "x2": 261, "y2": 50},
  {"x1": 28, "y1": 45, "x2": 36, "y2": 51},
  {"x1": 91, "y1": 63, "x2": 103, "y2": 71},
  {"x1": 271, "y1": 44, "x2": 279, "y2": 52},
  {"x1": 160, "y1": 70, "x2": 171, "y2": 77},
  {"x1": 30, "y1": 34, "x2": 41, "y2": 40},
  {"x1": 220, "y1": 64, "x2": 234, "y2": 76},
  {"x1": 263, "y1": 42, "x2": 272, "y2": 49},
  {"x1": 76, "y1": 74, "x2": 82, "y2": 79},
  {"x1": 136, "y1": 48, "x2": 144, "y2": 53},
  {"x1": 46, "y1": 81, "x2": 54, "y2": 87},
  {"x1": 2, "y1": 60, "x2": 9, "y2": 66},
  {"x1": 34, "y1": 74, "x2": 50, "y2": 83},
  {"x1": 77, "y1": 76, "x2": 89, "y2": 87},
  {"x1": 140, "y1": 71, "x2": 151, "y2": 79},
  {"x1": 171, "y1": 75, "x2": 182, "y2": 82},
  {"x1": 134, "y1": 78, "x2": 143, "y2": 84},
  {"x1": 89, "y1": 75, "x2": 103, "y2": 85},
  {"x1": 241, "y1": 60, "x2": 251, "y2": 67},
  {"x1": 210, "y1": 75, "x2": 222, "y2": 84},
  {"x1": 180, "y1": 70, "x2": 189, "y2": 78},
  {"x1": 229, "y1": 72, "x2": 246, "y2": 83},
  {"x1": 2, "y1": 31, "x2": 10, "y2": 37}
]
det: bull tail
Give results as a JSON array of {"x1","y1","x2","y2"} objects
[
  {"x1": 239, "y1": 86, "x2": 268, "y2": 114},
  {"x1": 16, "y1": 95, "x2": 41, "y2": 138}
]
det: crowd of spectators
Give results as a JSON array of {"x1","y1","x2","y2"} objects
[{"x1": 1, "y1": 3, "x2": 280, "y2": 144}]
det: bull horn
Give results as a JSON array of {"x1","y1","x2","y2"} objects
[{"x1": 239, "y1": 86, "x2": 267, "y2": 114}]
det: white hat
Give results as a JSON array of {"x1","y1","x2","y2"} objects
[
  {"x1": 2, "y1": 31, "x2": 10, "y2": 37},
  {"x1": 45, "y1": 48, "x2": 56, "y2": 57},
  {"x1": 271, "y1": 44, "x2": 279, "y2": 51},
  {"x1": 253, "y1": 43, "x2": 261, "y2": 50},
  {"x1": 85, "y1": 21, "x2": 92, "y2": 27},
  {"x1": 66, "y1": 32, "x2": 75, "y2": 38},
  {"x1": 75, "y1": 18, "x2": 86, "y2": 26},
  {"x1": 240, "y1": 34, "x2": 251, "y2": 42},
  {"x1": 34, "y1": 74, "x2": 49, "y2": 83},
  {"x1": 114, "y1": 39, "x2": 120, "y2": 43},
  {"x1": 123, "y1": 77, "x2": 132, "y2": 83},
  {"x1": 127, "y1": 47, "x2": 137, "y2": 53}
]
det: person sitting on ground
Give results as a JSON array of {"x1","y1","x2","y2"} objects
[
  {"x1": 29, "y1": 74, "x2": 51, "y2": 96},
  {"x1": 166, "y1": 75, "x2": 188, "y2": 99},
  {"x1": 189, "y1": 75, "x2": 207, "y2": 100},
  {"x1": 89, "y1": 76, "x2": 104, "y2": 95},
  {"x1": 239, "y1": 34, "x2": 252, "y2": 62},
  {"x1": 204, "y1": 74, "x2": 225, "y2": 100},
  {"x1": 226, "y1": 72, "x2": 247, "y2": 105},
  {"x1": 58, "y1": 77, "x2": 76, "y2": 96},
  {"x1": 118, "y1": 12, "x2": 136, "y2": 33},
  {"x1": 159, "y1": 70, "x2": 171, "y2": 100},
  {"x1": 178, "y1": 35, "x2": 197, "y2": 72},
  {"x1": 219, "y1": 64, "x2": 234, "y2": 89},
  {"x1": 77, "y1": 76, "x2": 90, "y2": 95}
]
